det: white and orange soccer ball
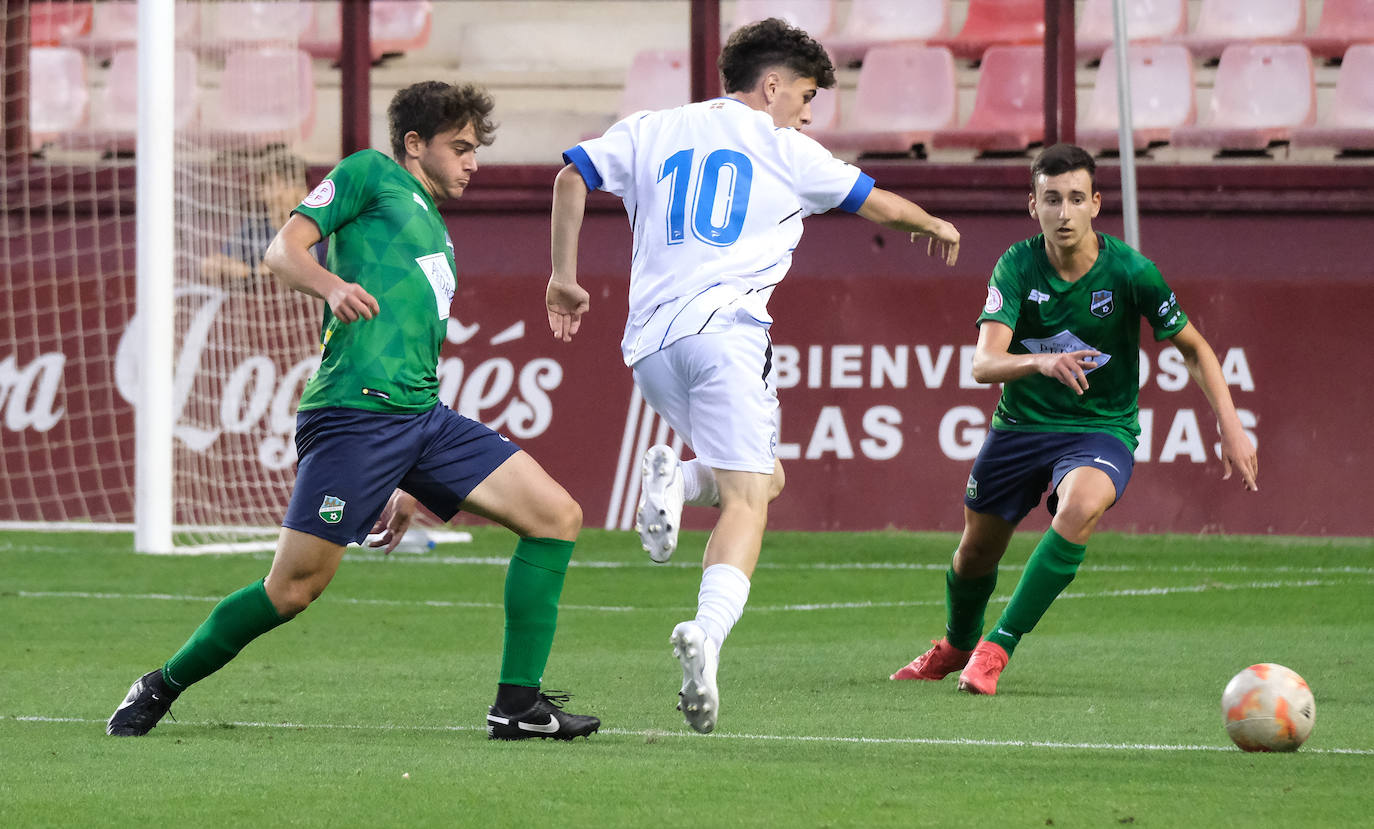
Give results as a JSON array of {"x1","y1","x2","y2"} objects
[{"x1": 1221, "y1": 663, "x2": 1315, "y2": 752}]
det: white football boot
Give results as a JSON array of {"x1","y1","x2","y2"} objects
[
  {"x1": 670, "y1": 620, "x2": 720, "y2": 734},
  {"x1": 636, "y1": 444, "x2": 684, "y2": 563}
]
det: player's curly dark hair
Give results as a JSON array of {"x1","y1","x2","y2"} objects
[
  {"x1": 388, "y1": 81, "x2": 496, "y2": 160},
  {"x1": 1031, "y1": 143, "x2": 1097, "y2": 193},
  {"x1": 718, "y1": 17, "x2": 836, "y2": 94}
]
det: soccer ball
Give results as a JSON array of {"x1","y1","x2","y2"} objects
[{"x1": 1221, "y1": 663, "x2": 1315, "y2": 752}]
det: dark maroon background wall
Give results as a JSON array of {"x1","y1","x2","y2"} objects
[{"x1": 3, "y1": 164, "x2": 1372, "y2": 536}]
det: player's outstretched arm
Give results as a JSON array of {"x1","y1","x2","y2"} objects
[
  {"x1": 971, "y1": 321, "x2": 1100, "y2": 394},
  {"x1": 264, "y1": 214, "x2": 378, "y2": 323},
  {"x1": 547, "y1": 164, "x2": 592, "y2": 343},
  {"x1": 1170, "y1": 322, "x2": 1259, "y2": 491},
  {"x1": 856, "y1": 186, "x2": 961, "y2": 265}
]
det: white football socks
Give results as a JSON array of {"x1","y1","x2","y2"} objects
[
  {"x1": 695, "y1": 563, "x2": 751, "y2": 647},
  {"x1": 681, "y1": 459, "x2": 719, "y2": 507}
]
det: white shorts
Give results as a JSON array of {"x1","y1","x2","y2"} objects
[{"x1": 631, "y1": 324, "x2": 778, "y2": 474}]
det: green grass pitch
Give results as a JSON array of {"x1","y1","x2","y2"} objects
[{"x1": 2, "y1": 527, "x2": 1371, "y2": 827}]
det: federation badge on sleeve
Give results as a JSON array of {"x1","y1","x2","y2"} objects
[
  {"x1": 318, "y1": 495, "x2": 346, "y2": 524},
  {"x1": 983, "y1": 287, "x2": 1003, "y2": 314}
]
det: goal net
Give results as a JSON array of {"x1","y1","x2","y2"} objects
[{"x1": 2, "y1": 1, "x2": 321, "y2": 552}]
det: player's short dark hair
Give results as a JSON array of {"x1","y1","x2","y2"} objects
[
  {"x1": 718, "y1": 17, "x2": 836, "y2": 93},
  {"x1": 388, "y1": 81, "x2": 496, "y2": 160},
  {"x1": 1031, "y1": 143, "x2": 1097, "y2": 194}
]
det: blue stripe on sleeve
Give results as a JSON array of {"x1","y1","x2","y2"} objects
[
  {"x1": 838, "y1": 172, "x2": 876, "y2": 213},
  {"x1": 561, "y1": 145, "x2": 604, "y2": 192}
]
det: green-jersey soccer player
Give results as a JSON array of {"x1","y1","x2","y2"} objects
[
  {"x1": 891, "y1": 143, "x2": 1259, "y2": 695},
  {"x1": 108, "y1": 82, "x2": 600, "y2": 740}
]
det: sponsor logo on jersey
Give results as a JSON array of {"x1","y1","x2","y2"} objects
[
  {"x1": 1028, "y1": 289, "x2": 1051, "y2": 304},
  {"x1": 302, "y1": 180, "x2": 335, "y2": 208},
  {"x1": 318, "y1": 495, "x2": 345, "y2": 524},
  {"x1": 1090, "y1": 289, "x2": 1115, "y2": 318},
  {"x1": 1019, "y1": 330, "x2": 1111, "y2": 373},
  {"x1": 984, "y1": 286, "x2": 1003, "y2": 314}
]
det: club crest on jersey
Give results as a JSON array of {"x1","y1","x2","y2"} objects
[
  {"x1": 318, "y1": 495, "x2": 345, "y2": 524},
  {"x1": 1090, "y1": 289, "x2": 1115, "y2": 318}
]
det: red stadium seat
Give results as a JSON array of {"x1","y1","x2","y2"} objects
[
  {"x1": 300, "y1": 1, "x2": 433, "y2": 62},
  {"x1": 805, "y1": 45, "x2": 957, "y2": 155},
  {"x1": 1078, "y1": 44, "x2": 1195, "y2": 152},
  {"x1": 929, "y1": 0, "x2": 1043, "y2": 62},
  {"x1": 731, "y1": 0, "x2": 837, "y2": 38},
  {"x1": 1076, "y1": 0, "x2": 1186, "y2": 61},
  {"x1": 619, "y1": 50, "x2": 690, "y2": 118},
  {"x1": 210, "y1": 1, "x2": 314, "y2": 44},
  {"x1": 1177, "y1": 0, "x2": 1306, "y2": 61},
  {"x1": 28, "y1": 46, "x2": 88, "y2": 148},
  {"x1": 1172, "y1": 43, "x2": 1315, "y2": 152},
  {"x1": 29, "y1": 2, "x2": 92, "y2": 46},
  {"x1": 96, "y1": 47, "x2": 199, "y2": 141},
  {"x1": 210, "y1": 47, "x2": 316, "y2": 145},
  {"x1": 930, "y1": 45, "x2": 1044, "y2": 153},
  {"x1": 1303, "y1": 0, "x2": 1374, "y2": 61},
  {"x1": 80, "y1": 1, "x2": 199, "y2": 51},
  {"x1": 1291, "y1": 45, "x2": 1374, "y2": 152},
  {"x1": 823, "y1": 0, "x2": 949, "y2": 66}
]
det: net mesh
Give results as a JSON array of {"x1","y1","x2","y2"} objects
[{"x1": 3, "y1": 1, "x2": 323, "y2": 551}]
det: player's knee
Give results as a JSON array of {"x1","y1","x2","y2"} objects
[
  {"x1": 542, "y1": 493, "x2": 583, "y2": 541},
  {"x1": 769, "y1": 462, "x2": 786, "y2": 501},
  {"x1": 265, "y1": 578, "x2": 322, "y2": 619}
]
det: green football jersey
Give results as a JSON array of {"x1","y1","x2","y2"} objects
[
  {"x1": 977, "y1": 232, "x2": 1188, "y2": 450},
  {"x1": 293, "y1": 149, "x2": 456, "y2": 414}
]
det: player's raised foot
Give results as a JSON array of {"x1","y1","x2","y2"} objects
[
  {"x1": 891, "y1": 637, "x2": 974, "y2": 681},
  {"x1": 636, "y1": 444, "x2": 684, "y2": 563},
  {"x1": 956, "y1": 641, "x2": 1010, "y2": 695},
  {"x1": 107, "y1": 669, "x2": 179, "y2": 736},
  {"x1": 671, "y1": 621, "x2": 720, "y2": 734},
  {"x1": 486, "y1": 691, "x2": 600, "y2": 741}
]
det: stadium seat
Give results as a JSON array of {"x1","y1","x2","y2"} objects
[
  {"x1": 90, "y1": 47, "x2": 199, "y2": 149},
  {"x1": 1303, "y1": 0, "x2": 1374, "y2": 61},
  {"x1": 1077, "y1": 44, "x2": 1195, "y2": 152},
  {"x1": 618, "y1": 49, "x2": 691, "y2": 118},
  {"x1": 1076, "y1": 0, "x2": 1186, "y2": 61},
  {"x1": 1291, "y1": 45, "x2": 1374, "y2": 153},
  {"x1": 300, "y1": 1, "x2": 433, "y2": 62},
  {"x1": 929, "y1": 0, "x2": 1043, "y2": 62},
  {"x1": 29, "y1": 2, "x2": 92, "y2": 46},
  {"x1": 28, "y1": 46, "x2": 88, "y2": 149},
  {"x1": 209, "y1": 47, "x2": 315, "y2": 145},
  {"x1": 823, "y1": 0, "x2": 949, "y2": 66},
  {"x1": 805, "y1": 45, "x2": 957, "y2": 155},
  {"x1": 1176, "y1": 0, "x2": 1306, "y2": 61},
  {"x1": 730, "y1": 0, "x2": 836, "y2": 38},
  {"x1": 1172, "y1": 43, "x2": 1315, "y2": 152},
  {"x1": 79, "y1": 1, "x2": 199, "y2": 52},
  {"x1": 929, "y1": 45, "x2": 1043, "y2": 153},
  {"x1": 210, "y1": 1, "x2": 314, "y2": 43}
]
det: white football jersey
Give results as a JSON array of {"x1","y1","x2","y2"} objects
[{"x1": 565, "y1": 97, "x2": 873, "y2": 365}]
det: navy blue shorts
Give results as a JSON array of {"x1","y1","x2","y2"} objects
[
  {"x1": 283, "y1": 405, "x2": 522, "y2": 545},
  {"x1": 962, "y1": 429, "x2": 1135, "y2": 524}
]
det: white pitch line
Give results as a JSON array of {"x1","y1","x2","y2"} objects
[
  {"x1": 12, "y1": 578, "x2": 1364, "y2": 615},
  {"x1": 7, "y1": 715, "x2": 1371, "y2": 756}
]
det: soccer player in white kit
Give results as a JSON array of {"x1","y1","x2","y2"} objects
[{"x1": 546, "y1": 18, "x2": 961, "y2": 733}]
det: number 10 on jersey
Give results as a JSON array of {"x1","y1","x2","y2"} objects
[{"x1": 659, "y1": 149, "x2": 754, "y2": 247}]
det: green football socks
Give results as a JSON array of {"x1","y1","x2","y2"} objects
[
  {"x1": 162, "y1": 579, "x2": 287, "y2": 690},
  {"x1": 985, "y1": 528, "x2": 1087, "y2": 657},
  {"x1": 499, "y1": 536, "x2": 574, "y2": 688},
  {"x1": 945, "y1": 566, "x2": 999, "y2": 651}
]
